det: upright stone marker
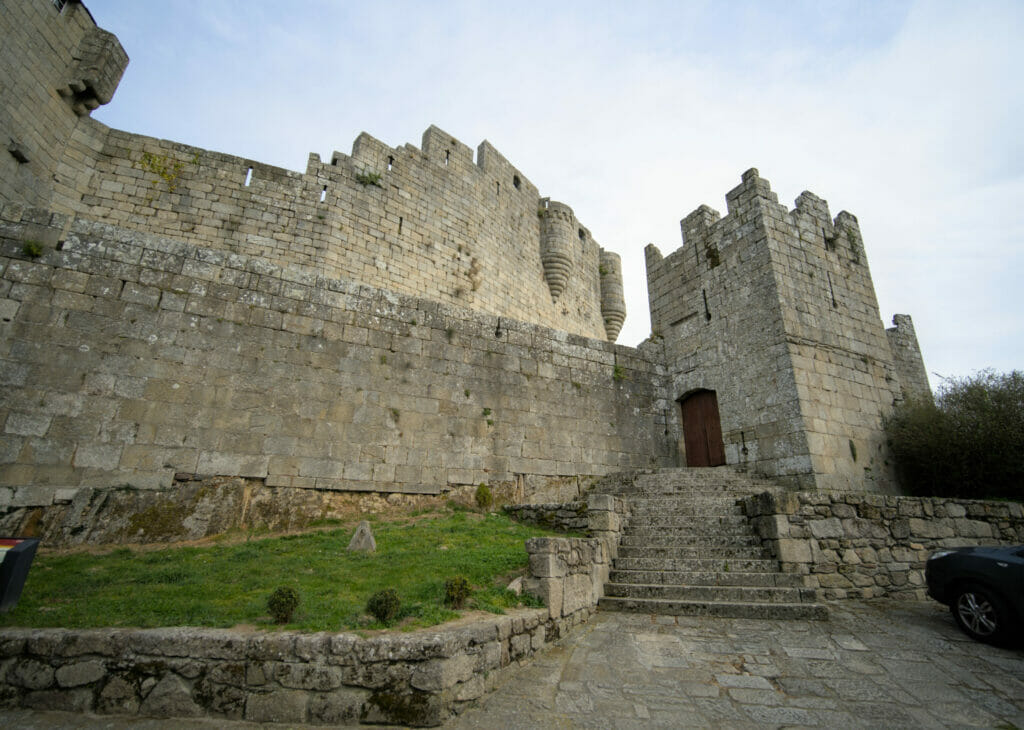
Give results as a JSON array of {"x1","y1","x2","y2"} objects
[{"x1": 347, "y1": 521, "x2": 376, "y2": 552}]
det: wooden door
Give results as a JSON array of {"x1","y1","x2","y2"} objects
[{"x1": 680, "y1": 390, "x2": 726, "y2": 467}]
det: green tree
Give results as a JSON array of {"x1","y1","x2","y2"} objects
[{"x1": 886, "y1": 370, "x2": 1024, "y2": 499}]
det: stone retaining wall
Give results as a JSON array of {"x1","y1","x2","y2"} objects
[
  {"x1": 0, "y1": 606, "x2": 591, "y2": 726},
  {"x1": 504, "y1": 502, "x2": 589, "y2": 533},
  {"x1": 744, "y1": 491, "x2": 1024, "y2": 599},
  {"x1": 0, "y1": 494, "x2": 625, "y2": 725}
]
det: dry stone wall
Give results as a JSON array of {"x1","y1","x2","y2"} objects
[
  {"x1": 0, "y1": 606, "x2": 591, "y2": 727},
  {"x1": 744, "y1": 491, "x2": 1024, "y2": 600},
  {"x1": 0, "y1": 206, "x2": 674, "y2": 523}
]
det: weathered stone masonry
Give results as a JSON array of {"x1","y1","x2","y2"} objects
[
  {"x1": 0, "y1": 207, "x2": 674, "y2": 534},
  {"x1": 647, "y1": 170, "x2": 929, "y2": 492}
]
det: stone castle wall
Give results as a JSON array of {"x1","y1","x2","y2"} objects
[{"x1": 0, "y1": 206, "x2": 674, "y2": 512}]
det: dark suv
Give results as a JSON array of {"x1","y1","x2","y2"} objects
[{"x1": 925, "y1": 545, "x2": 1024, "y2": 645}]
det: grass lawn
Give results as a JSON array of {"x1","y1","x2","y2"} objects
[{"x1": 0, "y1": 509, "x2": 564, "y2": 632}]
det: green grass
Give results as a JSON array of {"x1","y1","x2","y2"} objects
[{"x1": 0, "y1": 511, "x2": 554, "y2": 632}]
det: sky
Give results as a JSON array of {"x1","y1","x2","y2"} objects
[{"x1": 86, "y1": 1, "x2": 1024, "y2": 390}]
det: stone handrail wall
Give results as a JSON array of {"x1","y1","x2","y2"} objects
[
  {"x1": 0, "y1": 605, "x2": 587, "y2": 726},
  {"x1": 744, "y1": 491, "x2": 1024, "y2": 599},
  {"x1": 504, "y1": 502, "x2": 589, "y2": 533},
  {"x1": 521, "y1": 493, "x2": 629, "y2": 617}
]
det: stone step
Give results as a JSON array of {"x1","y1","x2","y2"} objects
[
  {"x1": 628, "y1": 505, "x2": 746, "y2": 518},
  {"x1": 613, "y1": 556, "x2": 781, "y2": 573},
  {"x1": 608, "y1": 569, "x2": 805, "y2": 588},
  {"x1": 618, "y1": 534, "x2": 762, "y2": 548},
  {"x1": 624, "y1": 517, "x2": 753, "y2": 535},
  {"x1": 598, "y1": 596, "x2": 829, "y2": 621},
  {"x1": 604, "y1": 582, "x2": 818, "y2": 604},
  {"x1": 616, "y1": 545, "x2": 770, "y2": 561}
]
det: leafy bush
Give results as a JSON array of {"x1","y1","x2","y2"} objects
[
  {"x1": 444, "y1": 576, "x2": 470, "y2": 609},
  {"x1": 366, "y1": 588, "x2": 401, "y2": 624},
  {"x1": 267, "y1": 586, "x2": 299, "y2": 624},
  {"x1": 474, "y1": 483, "x2": 493, "y2": 510},
  {"x1": 885, "y1": 370, "x2": 1024, "y2": 499}
]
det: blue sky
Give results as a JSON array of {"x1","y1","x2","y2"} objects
[{"x1": 87, "y1": 1, "x2": 1024, "y2": 387}]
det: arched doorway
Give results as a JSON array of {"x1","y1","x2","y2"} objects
[{"x1": 679, "y1": 390, "x2": 726, "y2": 467}]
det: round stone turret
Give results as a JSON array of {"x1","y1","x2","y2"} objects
[
  {"x1": 539, "y1": 200, "x2": 575, "y2": 301},
  {"x1": 599, "y1": 249, "x2": 626, "y2": 341}
]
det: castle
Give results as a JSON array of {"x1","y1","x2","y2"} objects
[{"x1": 0, "y1": 1, "x2": 929, "y2": 541}]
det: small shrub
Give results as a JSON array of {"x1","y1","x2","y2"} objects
[
  {"x1": 444, "y1": 576, "x2": 471, "y2": 609},
  {"x1": 355, "y1": 170, "x2": 383, "y2": 187},
  {"x1": 481, "y1": 407, "x2": 491, "y2": 417},
  {"x1": 475, "y1": 483, "x2": 493, "y2": 510},
  {"x1": 612, "y1": 364, "x2": 626, "y2": 382},
  {"x1": 21, "y1": 240, "x2": 43, "y2": 259},
  {"x1": 267, "y1": 586, "x2": 299, "y2": 624},
  {"x1": 366, "y1": 588, "x2": 401, "y2": 625}
]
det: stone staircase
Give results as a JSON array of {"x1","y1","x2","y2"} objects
[{"x1": 594, "y1": 468, "x2": 828, "y2": 620}]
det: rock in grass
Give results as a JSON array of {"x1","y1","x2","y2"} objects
[{"x1": 347, "y1": 520, "x2": 376, "y2": 552}]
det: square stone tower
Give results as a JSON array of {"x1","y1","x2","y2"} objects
[{"x1": 646, "y1": 169, "x2": 929, "y2": 491}]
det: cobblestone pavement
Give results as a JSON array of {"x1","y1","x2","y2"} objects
[
  {"x1": 3, "y1": 600, "x2": 1022, "y2": 729},
  {"x1": 449, "y1": 600, "x2": 1024, "y2": 729}
]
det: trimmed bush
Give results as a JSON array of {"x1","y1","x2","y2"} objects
[
  {"x1": 267, "y1": 586, "x2": 299, "y2": 624},
  {"x1": 366, "y1": 588, "x2": 401, "y2": 624},
  {"x1": 474, "y1": 483, "x2": 493, "y2": 510},
  {"x1": 444, "y1": 576, "x2": 470, "y2": 609},
  {"x1": 885, "y1": 370, "x2": 1023, "y2": 499}
]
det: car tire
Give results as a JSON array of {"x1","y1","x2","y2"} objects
[{"x1": 951, "y1": 583, "x2": 1011, "y2": 644}]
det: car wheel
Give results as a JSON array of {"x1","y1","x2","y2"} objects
[{"x1": 951, "y1": 583, "x2": 1010, "y2": 644}]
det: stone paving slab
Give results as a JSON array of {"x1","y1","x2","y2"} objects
[
  {"x1": 449, "y1": 600, "x2": 1024, "y2": 729},
  {"x1": 2, "y1": 600, "x2": 1022, "y2": 728}
]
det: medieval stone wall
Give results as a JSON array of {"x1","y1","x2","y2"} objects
[
  {"x1": 0, "y1": 206, "x2": 674, "y2": 508},
  {"x1": 30, "y1": 117, "x2": 625, "y2": 343}
]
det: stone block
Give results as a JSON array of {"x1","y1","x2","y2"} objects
[
  {"x1": 808, "y1": 517, "x2": 843, "y2": 539},
  {"x1": 55, "y1": 660, "x2": 106, "y2": 688},
  {"x1": 308, "y1": 687, "x2": 370, "y2": 724},
  {"x1": 244, "y1": 689, "x2": 309, "y2": 723},
  {"x1": 529, "y1": 552, "x2": 566, "y2": 578},
  {"x1": 139, "y1": 674, "x2": 202, "y2": 717},
  {"x1": 776, "y1": 538, "x2": 812, "y2": 564},
  {"x1": 587, "y1": 510, "x2": 620, "y2": 532},
  {"x1": 410, "y1": 653, "x2": 475, "y2": 691},
  {"x1": 586, "y1": 494, "x2": 615, "y2": 511}
]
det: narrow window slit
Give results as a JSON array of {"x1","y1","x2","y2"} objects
[
  {"x1": 827, "y1": 272, "x2": 838, "y2": 308},
  {"x1": 578, "y1": 228, "x2": 585, "y2": 240},
  {"x1": 320, "y1": 185, "x2": 327, "y2": 202},
  {"x1": 244, "y1": 167, "x2": 253, "y2": 186},
  {"x1": 331, "y1": 157, "x2": 338, "y2": 166},
  {"x1": 445, "y1": 150, "x2": 450, "y2": 166},
  {"x1": 496, "y1": 181, "x2": 500, "y2": 195},
  {"x1": 398, "y1": 217, "x2": 403, "y2": 235},
  {"x1": 513, "y1": 175, "x2": 521, "y2": 190},
  {"x1": 387, "y1": 156, "x2": 394, "y2": 171},
  {"x1": 702, "y1": 289, "x2": 712, "y2": 321}
]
